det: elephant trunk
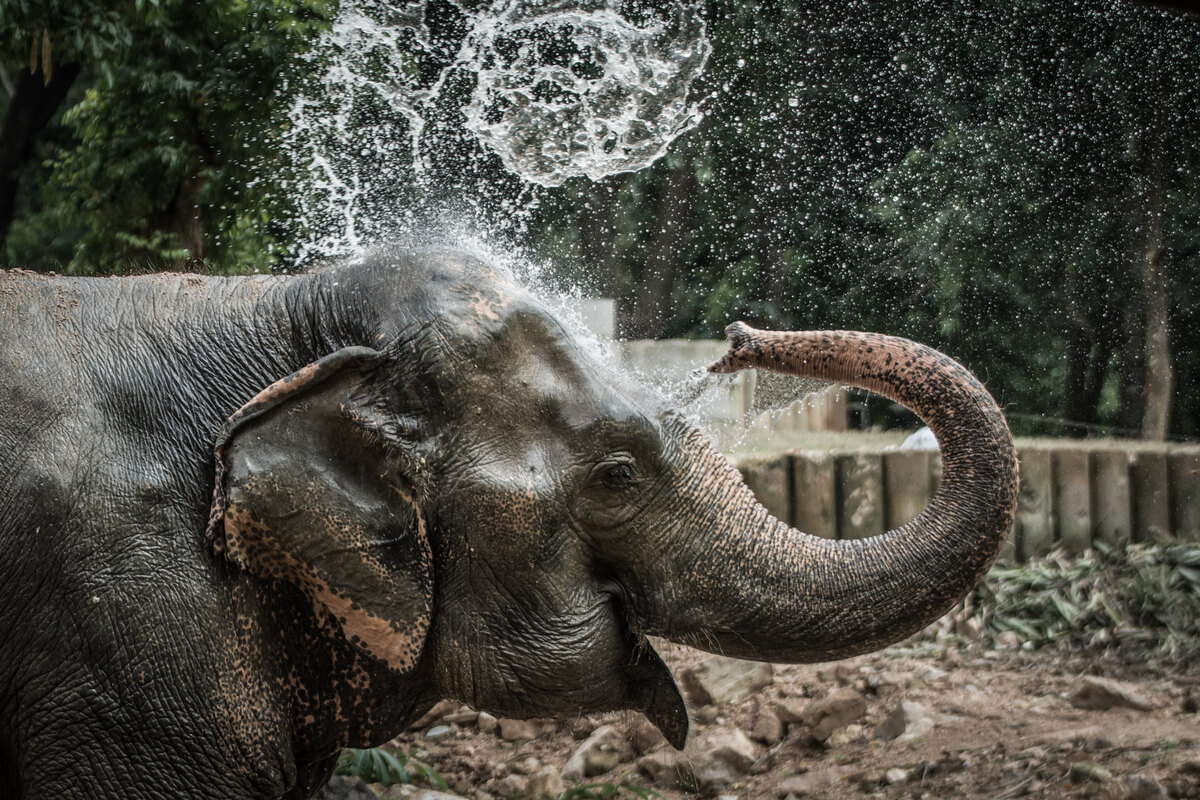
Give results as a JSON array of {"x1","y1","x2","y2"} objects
[{"x1": 639, "y1": 324, "x2": 1019, "y2": 663}]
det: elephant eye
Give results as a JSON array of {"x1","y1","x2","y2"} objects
[{"x1": 602, "y1": 462, "x2": 636, "y2": 490}]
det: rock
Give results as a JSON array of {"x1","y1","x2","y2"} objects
[
  {"x1": 997, "y1": 630, "x2": 1022, "y2": 649},
  {"x1": 848, "y1": 769, "x2": 886, "y2": 790},
  {"x1": 568, "y1": 716, "x2": 597, "y2": 739},
  {"x1": 751, "y1": 707, "x2": 784, "y2": 745},
  {"x1": 491, "y1": 775, "x2": 528, "y2": 798},
  {"x1": 425, "y1": 725, "x2": 453, "y2": 741},
  {"x1": 885, "y1": 767, "x2": 910, "y2": 785},
  {"x1": 499, "y1": 719, "x2": 541, "y2": 742},
  {"x1": 409, "y1": 699, "x2": 459, "y2": 730},
  {"x1": 1101, "y1": 775, "x2": 1168, "y2": 800},
  {"x1": 476, "y1": 712, "x2": 499, "y2": 735},
  {"x1": 1070, "y1": 676, "x2": 1156, "y2": 712},
  {"x1": 637, "y1": 748, "x2": 695, "y2": 791},
  {"x1": 681, "y1": 656, "x2": 775, "y2": 706},
  {"x1": 377, "y1": 787, "x2": 468, "y2": 800},
  {"x1": 526, "y1": 766, "x2": 566, "y2": 800},
  {"x1": 561, "y1": 724, "x2": 623, "y2": 781},
  {"x1": 1070, "y1": 761, "x2": 1113, "y2": 784},
  {"x1": 773, "y1": 698, "x2": 807, "y2": 724},
  {"x1": 777, "y1": 766, "x2": 852, "y2": 796},
  {"x1": 832, "y1": 663, "x2": 857, "y2": 684},
  {"x1": 316, "y1": 776, "x2": 378, "y2": 800},
  {"x1": 918, "y1": 665, "x2": 947, "y2": 682},
  {"x1": 512, "y1": 756, "x2": 542, "y2": 775},
  {"x1": 825, "y1": 723, "x2": 864, "y2": 748},
  {"x1": 875, "y1": 700, "x2": 934, "y2": 742},
  {"x1": 440, "y1": 711, "x2": 478, "y2": 725},
  {"x1": 802, "y1": 688, "x2": 867, "y2": 741},
  {"x1": 688, "y1": 727, "x2": 761, "y2": 790}
]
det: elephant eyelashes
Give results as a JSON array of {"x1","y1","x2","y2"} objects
[{"x1": 603, "y1": 463, "x2": 637, "y2": 490}]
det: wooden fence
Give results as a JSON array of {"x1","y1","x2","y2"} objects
[{"x1": 736, "y1": 443, "x2": 1200, "y2": 562}]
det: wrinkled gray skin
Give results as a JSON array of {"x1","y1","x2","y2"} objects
[{"x1": 0, "y1": 248, "x2": 1017, "y2": 799}]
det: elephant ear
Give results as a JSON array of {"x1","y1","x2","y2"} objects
[{"x1": 206, "y1": 346, "x2": 432, "y2": 675}]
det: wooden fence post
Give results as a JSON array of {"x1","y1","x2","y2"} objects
[
  {"x1": 1169, "y1": 452, "x2": 1200, "y2": 542},
  {"x1": 1016, "y1": 448, "x2": 1055, "y2": 561},
  {"x1": 1092, "y1": 450, "x2": 1132, "y2": 550},
  {"x1": 739, "y1": 455, "x2": 793, "y2": 526},
  {"x1": 1131, "y1": 451, "x2": 1171, "y2": 543},
  {"x1": 1054, "y1": 450, "x2": 1092, "y2": 555},
  {"x1": 793, "y1": 453, "x2": 837, "y2": 538},
  {"x1": 838, "y1": 453, "x2": 884, "y2": 540},
  {"x1": 884, "y1": 451, "x2": 932, "y2": 529}
]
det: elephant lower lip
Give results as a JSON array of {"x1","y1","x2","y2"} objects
[{"x1": 622, "y1": 633, "x2": 688, "y2": 749}]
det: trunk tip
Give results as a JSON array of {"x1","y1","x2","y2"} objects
[{"x1": 710, "y1": 321, "x2": 759, "y2": 374}]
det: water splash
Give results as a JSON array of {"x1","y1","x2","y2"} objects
[
  {"x1": 463, "y1": 2, "x2": 710, "y2": 186},
  {"x1": 280, "y1": 0, "x2": 710, "y2": 262}
]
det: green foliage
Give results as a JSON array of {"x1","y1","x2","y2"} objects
[
  {"x1": 335, "y1": 747, "x2": 448, "y2": 790},
  {"x1": 1, "y1": 0, "x2": 337, "y2": 273},
  {"x1": 976, "y1": 542, "x2": 1200, "y2": 661}
]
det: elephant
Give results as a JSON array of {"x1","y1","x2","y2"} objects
[{"x1": 0, "y1": 247, "x2": 1018, "y2": 799}]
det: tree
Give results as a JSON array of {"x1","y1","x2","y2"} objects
[{"x1": 0, "y1": 0, "x2": 336, "y2": 273}]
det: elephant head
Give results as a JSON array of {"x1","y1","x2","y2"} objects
[{"x1": 206, "y1": 249, "x2": 1018, "y2": 750}]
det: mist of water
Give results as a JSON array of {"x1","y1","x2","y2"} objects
[
  {"x1": 276, "y1": 0, "x2": 841, "y2": 437},
  {"x1": 281, "y1": 0, "x2": 709, "y2": 262}
]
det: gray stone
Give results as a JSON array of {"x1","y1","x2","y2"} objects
[
  {"x1": 1070, "y1": 676, "x2": 1156, "y2": 712},
  {"x1": 777, "y1": 766, "x2": 852, "y2": 796},
  {"x1": 526, "y1": 766, "x2": 566, "y2": 800},
  {"x1": 751, "y1": 707, "x2": 784, "y2": 745},
  {"x1": 802, "y1": 688, "x2": 867, "y2": 741},
  {"x1": 875, "y1": 700, "x2": 934, "y2": 742},
  {"x1": 491, "y1": 775, "x2": 527, "y2": 798},
  {"x1": 637, "y1": 748, "x2": 695, "y2": 791},
  {"x1": 885, "y1": 767, "x2": 910, "y2": 785},
  {"x1": 409, "y1": 699, "x2": 459, "y2": 730},
  {"x1": 377, "y1": 785, "x2": 469, "y2": 800},
  {"x1": 681, "y1": 656, "x2": 775, "y2": 706},
  {"x1": 1069, "y1": 761, "x2": 1113, "y2": 784},
  {"x1": 476, "y1": 712, "x2": 499, "y2": 735},
  {"x1": 317, "y1": 777, "x2": 378, "y2": 800},
  {"x1": 773, "y1": 698, "x2": 807, "y2": 724},
  {"x1": 825, "y1": 723, "x2": 865, "y2": 748},
  {"x1": 499, "y1": 719, "x2": 541, "y2": 742},
  {"x1": 425, "y1": 725, "x2": 453, "y2": 740},
  {"x1": 1104, "y1": 775, "x2": 1168, "y2": 800},
  {"x1": 561, "y1": 724, "x2": 623, "y2": 781},
  {"x1": 688, "y1": 728, "x2": 762, "y2": 790}
]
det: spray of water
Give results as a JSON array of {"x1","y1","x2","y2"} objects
[
  {"x1": 280, "y1": 0, "x2": 710, "y2": 263},
  {"x1": 278, "y1": 0, "x2": 829, "y2": 440}
]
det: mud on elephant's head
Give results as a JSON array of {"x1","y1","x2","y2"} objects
[{"x1": 208, "y1": 248, "x2": 1018, "y2": 748}]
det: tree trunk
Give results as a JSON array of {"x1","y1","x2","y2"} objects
[
  {"x1": 170, "y1": 172, "x2": 207, "y2": 268},
  {"x1": 1139, "y1": 187, "x2": 1171, "y2": 440},
  {"x1": 1133, "y1": 75, "x2": 1172, "y2": 440},
  {"x1": 624, "y1": 163, "x2": 694, "y2": 339},
  {"x1": 0, "y1": 62, "x2": 81, "y2": 255}
]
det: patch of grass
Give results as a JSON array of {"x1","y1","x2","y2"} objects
[
  {"x1": 975, "y1": 541, "x2": 1200, "y2": 661},
  {"x1": 335, "y1": 746, "x2": 448, "y2": 790}
]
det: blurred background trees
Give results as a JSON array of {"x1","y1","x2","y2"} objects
[{"x1": 1, "y1": 0, "x2": 1197, "y2": 438}]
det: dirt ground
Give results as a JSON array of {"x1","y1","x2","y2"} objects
[{"x1": 386, "y1": 639, "x2": 1200, "y2": 800}]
